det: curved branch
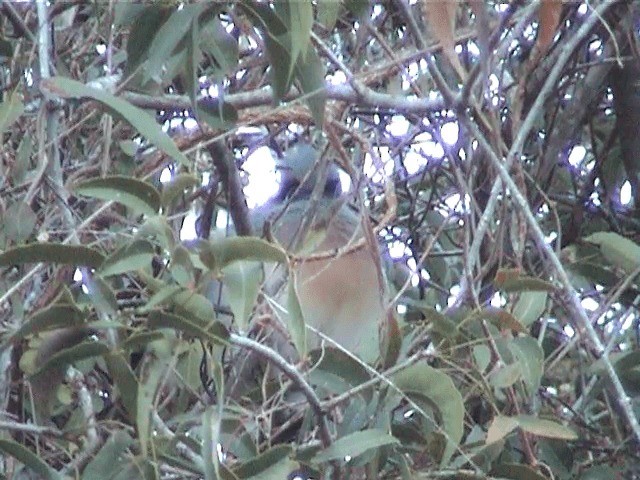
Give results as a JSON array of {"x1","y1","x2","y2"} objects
[{"x1": 229, "y1": 333, "x2": 332, "y2": 448}]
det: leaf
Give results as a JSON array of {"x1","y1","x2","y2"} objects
[
  {"x1": 199, "y1": 14, "x2": 239, "y2": 79},
  {"x1": 512, "y1": 291, "x2": 548, "y2": 327},
  {"x1": 473, "y1": 344, "x2": 491, "y2": 373},
  {"x1": 313, "y1": 429, "x2": 399, "y2": 463},
  {"x1": 104, "y1": 353, "x2": 139, "y2": 421},
  {"x1": 171, "y1": 289, "x2": 216, "y2": 324},
  {"x1": 308, "y1": 347, "x2": 372, "y2": 399},
  {"x1": 0, "y1": 439, "x2": 63, "y2": 480},
  {"x1": 317, "y1": 0, "x2": 341, "y2": 31},
  {"x1": 509, "y1": 336, "x2": 544, "y2": 394},
  {"x1": 122, "y1": 5, "x2": 171, "y2": 74},
  {"x1": 41, "y1": 77, "x2": 189, "y2": 165},
  {"x1": 0, "y1": 88, "x2": 24, "y2": 135},
  {"x1": 83, "y1": 431, "x2": 134, "y2": 479},
  {"x1": 490, "y1": 362, "x2": 522, "y2": 389},
  {"x1": 221, "y1": 260, "x2": 262, "y2": 331},
  {"x1": 4, "y1": 202, "x2": 36, "y2": 243},
  {"x1": 31, "y1": 340, "x2": 110, "y2": 377},
  {"x1": 486, "y1": 415, "x2": 518, "y2": 444},
  {"x1": 196, "y1": 97, "x2": 238, "y2": 130},
  {"x1": 147, "y1": 310, "x2": 229, "y2": 345},
  {"x1": 99, "y1": 239, "x2": 155, "y2": 277},
  {"x1": 294, "y1": 45, "x2": 326, "y2": 126},
  {"x1": 238, "y1": 1, "x2": 292, "y2": 101},
  {"x1": 421, "y1": 0, "x2": 466, "y2": 80},
  {"x1": 7, "y1": 304, "x2": 85, "y2": 345},
  {"x1": 234, "y1": 445, "x2": 296, "y2": 480},
  {"x1": 392, "y1": 364, "x2": 464, "y2": 467},
  {"x1": 585, "y1": 231, "x2": 640, "y2": 276},
  {"x1": 472, "y1": 307, "x2": 527, "y2": 333},
  {"x1": 0, "y1": 243, "x2": 105, "y2": 268},
  {"x1": 161, "y1": 173, "x2": 199, "y2": 207},
  {"x1": 73, "y1": 176, "x2": 161, "y2": 216},
  {"x1": 495, "y1": 269, "x2": 555, "y2": 292},
  {"x1": 492, "y1": 462, "x2": 550, "y2": 480},
  {"x1": 536, "y1": 0, "x2": 563, "y2": 54},
  {"x1": 516, "y1": 415, "x2": 578, "y2": 440},
  {"x1": 138, "y1": 285, "x2": 183, "y2": 312},
  {"x1": 143, "y1": 4, "x2": 205, "y2": 84},
  {"x1": 137, "y1": 355, "x2": 165, "y2": 458},
  {"x1": 196, "y1": 236, "x2": 287, "y2": 271},
  {"x1": 286, "y1": 274, "x2": 307, "y2": 357},
  {"x1": 169, "y1": 244, "x2": 195, "y2": 287},
  {"x1": 282, "y1": 0, "x2": 313, "y2": 64}
]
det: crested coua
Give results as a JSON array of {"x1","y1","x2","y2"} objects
[{"x1": 244, "y1": 143, "x2": 388, "y2": 363}]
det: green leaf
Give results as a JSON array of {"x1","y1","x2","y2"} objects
[
  {"x1": 7, "y1": 304, "x2": 85, "y2": 345},
  {"x1": 294, "y1": 45, "x2": 326, "y2": 126},
  {"x1": 119, "y1": 139, "x2": 139, "y2": 157},
  {"x1": 490, "y1": 362, "x2": 522, "y2": 389},
  {"x1": 473, "y1": 344, "x2": 491, "y2": 373},
  {"x1": 495, "y1": 269, "x2": 555, "y2": 292},
  {"x1": 0, "y1": 88, "x2": 24, "y2": 135},
  {"x1": 138, "y1": 285, "x2": 183, "y2": 312},
  {"x1": 392, "y1": 364, "x2": 464, "y2": 467},
  {"x1": 104, "y1": 353, "x2": 139, "y2": 421},
  {"x1": 234, "y1": 445, "x2": 296, "y2": 480},
  {"x1": 99, "y1": 239, "x2": 155, "y2": 277},
  {"x1": 202, "y1": 407, "x2": 218, "y2": 480},
  {"x1": 137, "y1": 355, "x2": 165, "y2": 458},
  {"x1": 122, "y1": 5, "x2": 172, "y2": 74},
  {"x1": 196, "y1": 236, "x2": 287, "y2": 271},
  {"x1": 0, "y1": 243, "x2": 105, "y2": 268},
  {"x1": 2, "y1": 202, "x2": 38, "y2": 243},
  {"x1": 41, "y1": 77, "x2": 189, "y2": 165},
  {"x1": 199, "y1": 14, "x2": 239, "y2": 79},
  {"x1": 512, "y1": 291, "x2": 548, "y2": 327},
  {"x1": 161, "y1": 173, "x2": 199, "y2": 207},
  {"x1": 509, "y1": 336, "x2": 544, "y2": 394},
  {"x1": 136, "y1": 215, "x2": 176, "y2": 252},
  {"x1": 31, "y1": 340, "x2": 110, "y2": 377},
  {"x1": 73, "y1": 176, "x2": 161, "y2": 216},
  {"x1": 221, "y1": 260, "x2": 262, "y2": 331},
  {"x1": 143, "y1": 4, "x2": 205, "y2": 84},
  {"x1": 83, "y1": 431, "x2": 134, "y2": 479},
  {"x1": 171, "y1": 289, "x2": 216, "y2": 323},
  {"x1": 317, "y1": 0, "x2": 341, "y2": 31},
  {"x1": 147, "y1": 310, "x2": 229, "y2": 345},
  {"x1": 286, "y1": 274, "x2": 307, "y2": 357},
  {"x1": 238, "y1": 1, "x2": 292, "y2": 101},
  {"x1": 585, "y1": 231, "x2": 640, "y2": 275},
  {"x1": 470, "y1": 307, "x2": 527, "y2": 333},
  {"x1": 84, "y1": 274, "x2": 119, "y2": 316},
  {"x1": 516, "y1": 415, "x2": 578, "y2": 440},
  {"x1": 313, "y1": 429, "x2": 398, "y2": 464},
  {"x1": 196, "y1": 97, "x2": 238, "y2": 129},
  {"x1": 486, "y1": 415, "x2": 518, "y2": 444},
  {"x1": 491, "y1": 463, "x2": 549, "y2": 480},
  {"x1": 308, "y1": 347, "x2": 372, "y2": 399},
  {"x1": 169, "y1": 244, "x2": 195, "y2": 287},
  {"x1": 279, "y1": 0, "x2": 313, "y2": 65},
  {"x1": 0, "y1": 439, "x2": 63, "y2": 480}
]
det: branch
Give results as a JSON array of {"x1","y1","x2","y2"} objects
[
  {"x1": 228, "y1": 333, "x2": 332, "y2": 448},
  {"x1": 458, "y1": 0, "x2": 640, "y2": 444},
  {"x1": 206, "y1": 141, "x2": 253, "y2": 237}
]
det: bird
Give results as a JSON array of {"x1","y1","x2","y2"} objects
[
  {"x1": 222, "y1": 142, "x2": 390, "y2": 395},
  {"x1": 253, "y1": 142, "x2": 388, "y2": 362}
]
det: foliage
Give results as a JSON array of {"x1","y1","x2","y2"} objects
[{"x1": 0, "y1": 1, "x2": 639, "y2": 479}]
